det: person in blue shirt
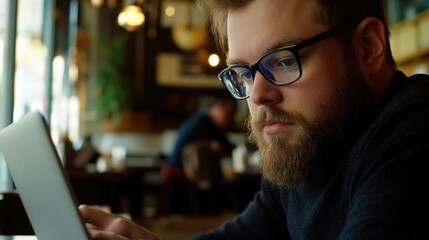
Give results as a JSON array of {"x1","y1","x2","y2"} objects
[
  {"x1": 166, "y1": 97, "x2": 235, "y2": 170},
  {"x1": 162, "y1": 96, "x2": 236, "y2": 214},
  {"x1": 79, "y1": 0, "x2": 429, "y2": 239}
]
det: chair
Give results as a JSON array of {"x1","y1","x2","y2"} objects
[
  {"x1": 159, "y1": 140, "x2": 230, "y2": 216},
  {"x1": 159, "y1": 166, "x2": 194, "y2": 216},
  {"x1": 0, "y1": 192, "x2": 34, "y2": 235},
  {"x1": 182, "y1": 139, "x2": 226, "y2": 215}
]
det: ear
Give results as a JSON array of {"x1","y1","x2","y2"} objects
[{"x1": 354, "y1": 17, "x2": 387, "y2": 76}]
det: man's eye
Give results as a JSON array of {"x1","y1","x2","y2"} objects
[
  {"x1": 240, "y1": 71, "x2": 253, "y2": 80},
  {"x1": 280, "y1": 57, "x2": 297, "y2": 67}
]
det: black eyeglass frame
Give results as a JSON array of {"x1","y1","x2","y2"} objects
[{"x1": 218, "y1": 20, "x2": 362, "y2": 100}]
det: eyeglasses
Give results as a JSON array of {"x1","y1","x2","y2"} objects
[{"x1": 218, "y1": 21, "x2": 360, "y2": 100}]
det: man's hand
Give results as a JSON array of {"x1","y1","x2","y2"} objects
[{"x1": 79, "y1": 205, "x2": 161, "y2": 240}]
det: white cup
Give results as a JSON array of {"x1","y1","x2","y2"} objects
[
  {"x1": 232, "y1": 145, "x2": 247, "y2": 173},
  {"x1": 111, "y1": 146, "x2": 127, "y2": 170}
]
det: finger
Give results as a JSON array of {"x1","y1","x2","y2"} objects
[
  {"x1": 80, "y1": 205, "x2": 135, "y2": 237},
  {"x1": 80, "y1": 205, "x2": 160, "y2": 240},
  {"x1": 87, "y1": 229, "x2": 130, "y2": 240},
  {"x1": 79, "y1": 204, "x2": 117, "y2": 229},
  {"x1": 105, "y1": 216, "x2": 133, "y2": 236},
  {"x1": 104, "y1": 217, "x2": 160, "y2": 240},
  {"x1": 85, "y1": 223, "x2": 99, "y2": 230}
]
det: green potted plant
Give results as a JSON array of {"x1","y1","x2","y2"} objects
[{"x1": 95, "y1": 34, "x2": 132, "y2": 123}]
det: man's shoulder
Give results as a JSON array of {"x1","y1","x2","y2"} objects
[
  {"x1": 352, "y1": 72, "x2": 429, "y2": 162},
  {"x1": 396, "y1": 72, "x2": 429, "y2": 96},
  {"x1": 405, "y1": 71, "x2": 429, "y2": 86},
  {"x1": 384, "y1": 72, "x2": 429, "y2": 111},
  {"x1": 408, "y1": 72, "x2": 429, "y2": 82}
]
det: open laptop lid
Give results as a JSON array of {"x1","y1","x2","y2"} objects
[{"x1": 0, "y1": 111, "x2": 89, "y2": 239}]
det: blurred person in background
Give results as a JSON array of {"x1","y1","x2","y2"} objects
[{"x1": 161, "y1": 96, "x2": 236, "y2": 214}]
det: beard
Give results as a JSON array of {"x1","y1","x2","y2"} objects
[{"x1": 248, "y1": 55, "x2": 374, "y2": 188}]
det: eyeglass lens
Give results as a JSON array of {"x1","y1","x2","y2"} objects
[{"x1": 219, "y1": 49, "x2": 300, "y2": 99}]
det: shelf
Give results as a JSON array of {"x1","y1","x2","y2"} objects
[{"x1": 390, "y1": 8, "x2": 429, "y2": 66}]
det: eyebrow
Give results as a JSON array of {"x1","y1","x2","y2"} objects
[{"x1": 225, "y1": 38, "x2": 302, "y2": 67}]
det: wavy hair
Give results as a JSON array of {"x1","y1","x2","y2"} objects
[{"x1": 197, "y1": 0, "x2": 396, "y2": 68}]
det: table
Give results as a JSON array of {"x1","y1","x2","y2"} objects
[
  {"x1": 221, "y1": 161, "x2": 262, "y2": 211},
  {"x1": 67, "y1": 164, "x2": 161, "y2": 219},
  {"x1": 0, "y1": 192, "x2": 34, "y2": 236}
]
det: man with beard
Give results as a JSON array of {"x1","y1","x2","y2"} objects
[{"x1": 79, "y1": 0, "x2": 429, "y2": 239}]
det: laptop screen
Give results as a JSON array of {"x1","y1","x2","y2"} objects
[{"x1": 0, "y1": 112, "x2": 89, "y2": 240}]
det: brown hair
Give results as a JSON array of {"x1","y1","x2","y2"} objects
[{"x1": 197, "y1": 0, "x2": 396, "y2": 68}]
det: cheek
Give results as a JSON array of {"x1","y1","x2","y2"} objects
[
  {"x1": 247, "y1": 99, "x2": 257, "y2": 117},
  {"x1": 289, "y1": 55, "x2": 345, "y2": 121},
  {"x1": 283, "y1": 79, "x2": 339, "y2": 124}
]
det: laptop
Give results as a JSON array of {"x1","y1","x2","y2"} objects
[{"x1": 0, "y1": 111, "x2": 90, "y2": 239}]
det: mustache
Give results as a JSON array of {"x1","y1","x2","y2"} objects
[
  {"x1": 249, "y1": 106, "x2": 302, "y2": 128},
  {"x1": 246, "y1": 106, "x2": 309, "y2": 152}
]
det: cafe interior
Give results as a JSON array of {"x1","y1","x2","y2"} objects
[{"x1": 0, "y1": 0, "x2": 429, "y2": 239}]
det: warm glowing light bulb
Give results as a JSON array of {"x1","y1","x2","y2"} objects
[
  {"x1": 91, "y1": 0, "x2": 104, "y2": 8},
  {"x1": 208, "y1": 54, "x2": 220, "y2": 67},
  {"x1": 165, "y1": 6, "x2": 176, "y2": 17},
  {"x1": 117, "y1": 5, "x2": 145, "y2": 31}
]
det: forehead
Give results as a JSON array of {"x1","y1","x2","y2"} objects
[{"x1": 227, "y1": 0, "x2": 324, "y2": 63}]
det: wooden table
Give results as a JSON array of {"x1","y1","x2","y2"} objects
[
  {"x1": 0, "y1": 192, "x2": 34, "y2": 236},
  {"x1": 66, "y1": 164, "x2": 161, "y2": 219}
]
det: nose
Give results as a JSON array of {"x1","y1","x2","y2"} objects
[{"x1": 249, "y1": 71, "x2": 283, "y2": 105}]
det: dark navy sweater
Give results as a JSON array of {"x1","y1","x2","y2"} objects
[{"x1": 192, "y1": 72, "x2": 429, "y2": 239}]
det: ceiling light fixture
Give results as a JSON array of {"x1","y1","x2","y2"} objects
[
  {"x1": 117, "y1": 4, "x2": 145, "y2": 31},
  {"x1": 161, "y1": 0, "x2": 208, "y2": 52},
  {"x1": 91, "y1": 0, "x2": 105, "y2": 8}
]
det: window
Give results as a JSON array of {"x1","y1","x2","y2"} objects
[
  {"x1": 0, "y1": 1, "x2": 5, "y2": 83},
  {"x1": 0, "y1": 0, "x2": 12, "y2": 192},
  {"x1": 0, "y1": 0, "x2": 54, "y2": 191},
  {"x1": 14, "y1": 0, "x2": 46, "y2": 119}
]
